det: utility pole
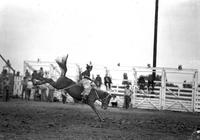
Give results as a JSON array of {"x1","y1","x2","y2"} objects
[
  {"x1": 153, "y1": 0, "x2": 159, "y2": 68},
  {"x1": 152, "y1": 0, "x2": 159, "y2": 87}
]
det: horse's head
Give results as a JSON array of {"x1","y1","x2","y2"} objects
[{"x1": 101, "y1": 92, "x2": 112, "y2": 110}]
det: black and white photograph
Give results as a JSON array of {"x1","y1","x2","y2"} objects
[{"x1": 0, "y1": 0, "x2": 200, "y2": 139}]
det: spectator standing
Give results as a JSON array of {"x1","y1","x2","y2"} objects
[
  {"x1": 124, "y1": 84, "x2": 133, "y2": 109},
  {"x1": 26, "y1": 78, "x2": 33, "y2": 101},
  {"x1": 137, "y1": 76, "x2": 146, "y2": 90},
  {"x1": 47, "y1": 85, "x2": 54, "y2": 102},
  {"x1": 147, "y1": 74, "x2": 154, "y2": 91},
  {"x1": 104, "y1": 74, "x2": 112, "y2": 90},
  {"x1": 31, "y1": 70, "x2": 38, "y2": 85},
  {"x1": 2, "y1": 69, "x2": 10, "y2": 102},
  {"x1": 94, "y1": 74, "x2": 102, "y2": 89},
  {"x1": 38, "y1": 67, "x2": 44, "y2": 78},
  {"x1": 21, "y1": 77, "x2": 28, "y2": 99},
  {"x1": 16, "y1": 71, "x2": 20, "y2": 76},
  {"x1": 33, "y1": 85, "x2": 40, "y2": 101},
  {"x1": 40, "y1": 85, "x2": 47, "y2": 101},
  {"x1": 31, "y1": 70, "x2": 37, "y2": 79},
  {"x1": 122, "y1": 73, "x2": 129, "y2": 85},
  {"x1": 25, "y1": 69, "x2": 30, "y2": 78}
]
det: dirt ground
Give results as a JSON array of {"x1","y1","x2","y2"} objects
[{"x1": 0, "y1": 99, "x2": 200, "y2": 140}]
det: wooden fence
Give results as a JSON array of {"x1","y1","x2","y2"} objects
[{"x1": 110, "y1": 67, "x2": 200, "y2": 112}]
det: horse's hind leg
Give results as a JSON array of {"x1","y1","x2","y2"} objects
[{"x1": 89, "y1": 103, "x2": 104, "y2": 122}]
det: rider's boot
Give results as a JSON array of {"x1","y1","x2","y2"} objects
[
  {"x1": 81, "y1": 90, "x2": 89, "y2": 103},
  {"x1": 82, "y1": 94, "x2": 88, "y2": 103}
]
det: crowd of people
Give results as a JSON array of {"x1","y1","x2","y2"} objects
[
  {"x1": 0, "y1": 58, "x2": 133, "y2": 109},
  {"x1": 0, "y1": 60, "x2": 57, "y2": 102},
  {"x1": 20, "y1": 68, "x2": 58, "y2": 102},
  {"x1": 93, "y1": 74, "x2": 112, "y2": 90}
]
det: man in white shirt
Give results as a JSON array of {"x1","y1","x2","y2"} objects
[
  {"x1": 110, "y1": 94, "x2": 119, "y2": 107},
  {"x1": 26, "y1": 78, "x2": 33, "y2": 101},
  {"x1": 124, "y1": 84, "x2": 133, "y2": 109}
]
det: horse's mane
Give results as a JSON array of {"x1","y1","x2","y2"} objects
[{"x1": 94, "y1": 88, "x2": 109, "y2": 98}]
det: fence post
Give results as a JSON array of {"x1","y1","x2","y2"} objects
[
  {"x1": 131, "y1": 68, "x2": 137, "y2": 107},
  {"x1": 192, "y1": 71, "x2": 198, "y2": 112},
  {"x1": 160, "y1": 69, "x2": 166, "y2": 110}
]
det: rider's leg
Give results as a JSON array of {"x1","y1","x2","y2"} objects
[
  {"x1": 81, "y1": 88, "x2": 91, "y2": 101},
  {"x1": 81, "y1": 90, "x2": 87, "y2": 100},
  {"x1": 81, "y1": 90, "x2": 88, "y2": 100},
  {"x1": 80, "y1": 79, "x2": 92, "y2": 102}
]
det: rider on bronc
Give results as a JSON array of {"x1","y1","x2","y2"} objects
[
  {"x1": 79, "y1": 62, "x2": 93, "y2": 102},
  {"x1": 56, "y1": 56, "x2": 93, "y2": 102}
]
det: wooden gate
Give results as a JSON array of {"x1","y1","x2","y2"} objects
[
  {"x1": 132, "y1": 67, "x2": 162, "y2": 110},
  {"x1": 131, "y1": 67, "x2": 199, "y2": 112}
]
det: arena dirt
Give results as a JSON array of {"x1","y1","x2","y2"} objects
[{"x1": 0, "y1": 99, "x2": 199, "y2": 140}]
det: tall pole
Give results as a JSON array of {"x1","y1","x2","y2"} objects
[
  {"x1": 153, "y1": 0, "x2": 159, "y2": 68},
  {"x1": 152, "y1": 0, "x2": 159, "y2": 81},
  {"x1": 152, "y1": 0, "x2": 159, "y2": 89}
]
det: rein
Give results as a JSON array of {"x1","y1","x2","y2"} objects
[{"x1": 63, "y1": 83, "x2": 77, "y2": 90}]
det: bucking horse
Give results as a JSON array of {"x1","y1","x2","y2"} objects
[{"x1": 34, "y1": 55, "x2": 112, "y2": 122}]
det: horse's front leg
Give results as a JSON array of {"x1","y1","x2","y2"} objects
[{"x1": 88, "y1": 102, "x2": 104, "y2": 122}]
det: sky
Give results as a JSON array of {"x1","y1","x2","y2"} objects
[{"x1": 0, "y1": 0, "x2": 200, "y2": 77}]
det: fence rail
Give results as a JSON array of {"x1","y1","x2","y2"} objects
[
  {"x1": 110, "y1": 84, "x2": 200, "y2": 112},
  {"x1": 109, "y1": 67, "x2": 200, "y2": 112}
]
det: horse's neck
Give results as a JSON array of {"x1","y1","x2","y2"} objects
[
  {"x1": 96, "y1": 90, "x2": 107, "y2": 100},
  {"x1": 58, "y1": 77, "x2": 76, "y2": 87},
  {"x1": 67, "y1": 79, "x2": 76, "y2": 85}
]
